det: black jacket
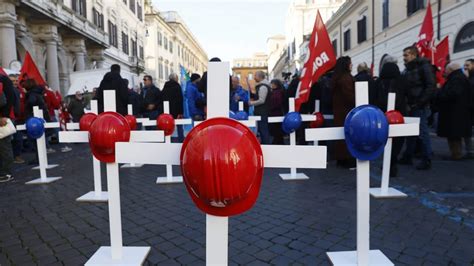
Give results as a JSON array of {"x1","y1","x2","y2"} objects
[
  {"x1": 96, "y1": 72, "x2": 129, "y2": 115},
  {"x1": 373, "y1": 63, "x2": 408, "y2": 115},
  {"x1": 401, "y1": 58, "x2": 436, "y2": 110},
  {"x1": 162, "y1": 80, "x2": 183, "y2": 118},
  {"x1": 436, "y1": 69, "x2": 472, "y2": 138},
  {"x1": 128, "y1": 89, "x2": 142, "y2": 116},
  {"x1": 140, "y1": 84, "x2": 162, "y2": 115},
  {"x1": 25, "y1": 86, "x2": 49, "y2": 120},
  {"x1": 0, "y1": 75, "x2": 15, "y2": 118}
]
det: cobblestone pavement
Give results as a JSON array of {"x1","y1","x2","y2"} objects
[{"x1": 0, "y1": 135, "x2": 473, "y2": 266}]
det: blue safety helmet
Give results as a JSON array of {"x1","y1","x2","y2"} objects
[
  {"x1": 235, "y1": 111, "x2": 249, "y2": 121},
  {"x1": 26, "y1": 117, "x2": 45, "y2": 139},
  {"x1": 282, "y1": 112, "x2": 302, "y2": 134},
  {"x1": 344, "y1": 105, "x2": 389, "y2": 161}
]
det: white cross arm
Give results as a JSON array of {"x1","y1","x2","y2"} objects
[
  {"x1": 115, "y1": 142, "x2": 181, "y2": 165},
  {"x1": 261, "y1": 145, "x2": 327, "y2": 168},
  {"x1": 59, "y1": 131, "x2": 165, "y2": 143},
  {"x1": 305, "y1": 123, "x2": 420, "y2": 141},
  {"x1": 16, "y1": 122, "x2": 60, "y2": 131},
  {"x1": 268, "y1": 114, "x2": 316, "y2": 123},
  {"x1": 66, "y1": 123, "x2": 80, "y2": 130},
  {"x1": 141, "y1": 118, "x2": 192, "y2": 127}
]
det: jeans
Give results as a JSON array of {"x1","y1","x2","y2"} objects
[
  {"x1": 0, "y1": 136, "x2": 13, "y2": 175},
  {"x1": 403, "y1": 108, "x2": 433, "y2": 161},
  {"x1": 12, "y1": 131, "x2": 23, "y2": 157},
  {"x1": 257, "y1": 115, "x2": 271, "y2": 144}
]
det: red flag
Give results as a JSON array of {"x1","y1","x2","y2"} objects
[
  {"x1": 19, "y1": 51, "x2": 46, "y2": 87},
  {"x1": 295, "y1": 11, "x2": 336, "y2": 111},
  {"x1": 434, "y1": 36, "x2": 449, "y2": 87},
  {"x1": 416, "y1": 0, "x2": 434, "y2": 61},
  {"x1": 0, "y1": 67, "x2": 7, "y2": 76}
]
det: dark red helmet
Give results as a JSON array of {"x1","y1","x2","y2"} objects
[
  {"x1": 310, "y1": 112, "x2": 325, "y2": 128},
  {"x1": 180, "y1": 118, "x2": 264, "y2": 217},
  {"x1": 79, "y1": 113, "x2": 97, "y2": 131},
  {"x1": 157, "y1": 113, "x2": 175, "y2": 136},
  {"x1": 124, "y1": 115, "x2": 137, "y2": 130},
  {"x1": 89, "y1": 112, "x2": 131, "y2": 163},
  {"x1": 385, "y1": 110, "x2": 405, "y2": 124}
]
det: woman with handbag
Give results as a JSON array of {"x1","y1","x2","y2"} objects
[{"x1": 0, "y1": 74, "x2": 16, "y2": 182}]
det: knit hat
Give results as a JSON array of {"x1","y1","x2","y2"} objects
[{"x1": 190, "y1": 73, "x2": 201, "y2": 82}]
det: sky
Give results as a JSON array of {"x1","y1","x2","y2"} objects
[{"x1": 151, "y1": 0, "x2": 292, "y2": 63}]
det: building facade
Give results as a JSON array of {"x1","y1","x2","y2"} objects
[
  {"x1": 266, "y1": 34, "x2": 286, "y2": 79},
  {"x1": 325, "y1": 0, "x2": 474, "y2": 75},
  {"x1": 144, "y1": 3, "x2": 207, "y2": 89},
  {"x1": 232, "y1": 53, "x2": 268, "y2": 90},
  {"x1": 0, "y1": 0, "x2": 146, "y2": 95},
  {"x1": 284, "y1": 0, "x2": 344, "y2": 74}
]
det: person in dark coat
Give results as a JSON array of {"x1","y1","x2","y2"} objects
[
  {"x1": 23, "y1": 79, "x2": 49, "y2": 121},
  {"x1": 141, "y1": 75, "x2": 162, "y2": 120},
  {"x1": 96, "y1": 64, "x2": 129, "y2": 115},
  {"x1": 268, "y1": 79, "x2": 285, "y2": 144},
  {"x1": 463, "y1": 58, "x2": 474, "y2": 158},
  {"x1": 0, "y1": 74, "x2": 16, "y2": 182},
  {"x1": 436, "y1": 62, "x2": 472, "y2": 160},
  {"x1": 373, "y1": 61, "x2": 408, "y2": 177},
  {"x1": 67, "y1": 91, "x2": 86, "y2": 122},
  {"x1": 331, "y1": 56, "x2": 355, "y2": 168},
  {"x1": 162, "y1": 73, "x2": 184, "y2": 141},
  {"x1": 128, "y1": 85, "x2": 141, "y2": 116}
]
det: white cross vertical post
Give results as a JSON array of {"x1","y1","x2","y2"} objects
[
  {"x1": 369, "y1": 93, "x2": 411, "y2": 198},
  {"x1": 116, "y1": 62, "x2": 327, "y2": 265},
  {"x1": 24, "y1": 106, "x2": 62, "y2": 185},
  {"x1": 305, "y1": 82, "x2": 394, "y2": 265},
  {"x1": 84, "y1": 90, "x2": 157, "y2": 265},
  {"x1": 267, "y1": 97, "x2": 316, "y2": 180},
  {"x1": 120, "y1": 105, "x2": 144, "y2": 169}
]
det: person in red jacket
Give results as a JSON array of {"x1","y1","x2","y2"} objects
[{"x1": 43, "y1": 85, "x2": 61, "y2": 152}]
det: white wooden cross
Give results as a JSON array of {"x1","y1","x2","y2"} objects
[
  {"x1": 81, "y1": 90, "x2": 162, "y2": 265},
  {"x1": 267, "y1": 97, "x2": 316, "y2": 180},
  {"x1": 16, "y1": 106, "x2": 62, "y2": 184},
  {"x1": 16, "y1": 107, "x2": 60, "y2": 172},
  {"x1": 116, "y1": 62, "x2": 327, "y2": 265},
  {"x1": 58, "y1": 100, "x2": 108, "y2": 202},
  {"x1": 369, "y1": 94, "x2": 420, "y2": 198},
  {"x1": 139, "y1": 101, "x2": 193, "y2": 184},
  {"x1": 59, "y1": 94, "x2": 164, "y2": 204},
  {"x1": 305, "y1": 82, "x2": 419, "y2": 265}
]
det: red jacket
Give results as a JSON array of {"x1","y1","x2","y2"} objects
[{"x1": 43, "y1": 88, "x2": 61, "y2": 116}]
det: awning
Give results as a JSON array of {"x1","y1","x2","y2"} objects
[{"x1": 67, "y1": 69, "x2": 140, "y2": 96}]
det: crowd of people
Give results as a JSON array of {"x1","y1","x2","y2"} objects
[{"x1": 1, "y1": 48, "x2": 473, "y2": 183}]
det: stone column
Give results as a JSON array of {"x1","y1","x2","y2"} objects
[
  {"x1": 46, "y1": 39, "x2": 60, "y2": 91},
  {"x1": 0, "y1": 1, "x2": 17, "y2": 68},
  {"x1": 75, "y1": 51, "x2": 85, "y2": 71}
]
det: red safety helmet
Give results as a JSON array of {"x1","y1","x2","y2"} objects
[
  {"x1": 180, "y1": 117, "x2": 264, "y2": 217},
  {"x1": 89, "y1": 112, "x2": 131, "y2": 163},
  {"x1": 385, "y1": 110, "x2": 405, "y2": 124},
  {"x1": 79, "y1": 113, "x2": 97, "y2": 131},
  {"x1": 157, "y1": 113, "x2": 175, "y2": 136},
  {"x1": 309, "y1": 112, "x2": 325, "y2": 128},
  {"x1": 124, "y1": 115, "x2": 137, "y2": 130}
]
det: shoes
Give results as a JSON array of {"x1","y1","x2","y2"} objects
[
  {"x1": 416, "y1": 160, "x2": 431, "y2": 170},
  {"x1": 47, "y1": 148, "x2": 56, "y2": 154},
  {"x1": 13, "y1": 156, "x2": 25, "y2": 164},
  {"x1": 398, "y1": 157, "x2": 413, "y2": 165},
  {"x1": 0, "y1": 175, "x2": 14, "y2": 183},
  {"x1": 61, "y1": 146, "x2": 72, "y2": 153}
]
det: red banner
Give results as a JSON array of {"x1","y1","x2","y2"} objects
[
  {"x1": 19, "y1": 51, "x2": 46, "y2": 87},
  {"x1": 434, "y1": 36, "x2": 449, "y2": 87},
  {"x1": 416, "y1": 0, "x2": 434, "y2": 61},
  {"x1": 0, "y1": 67, "x2": 7, "y2": 76},
  {"x1": 295, "y1": 11, "x2": 336, "y2": 111}
]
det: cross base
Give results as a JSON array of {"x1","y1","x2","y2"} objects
[
  {"x1": 369, "y1": 187, "x2": 407, "y2": 198},
  {"x1": 279, "y1": 173, "x2": 310, "y2": 181},
  {"x1": 32, "y1": 164, "x2": 59, "y2": 170},
  {"x1": 25, "y1": 176, "x2": 62, "y2": 185},
  {"x1": 85, "y1": 246, "x2": 151, "y2": 266},
  {"x1": 327, "y1": 250, "x2": 394, "y2": 266},
  {"x1": 156, "y1": 176, "x2": 183, "y2": 184},
  {"x1": 76, "y1": 191, "x2": 109, "y2": 203},
  {"x1": 120, "y1": 163, "x2": 144, "y2": 169}
]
